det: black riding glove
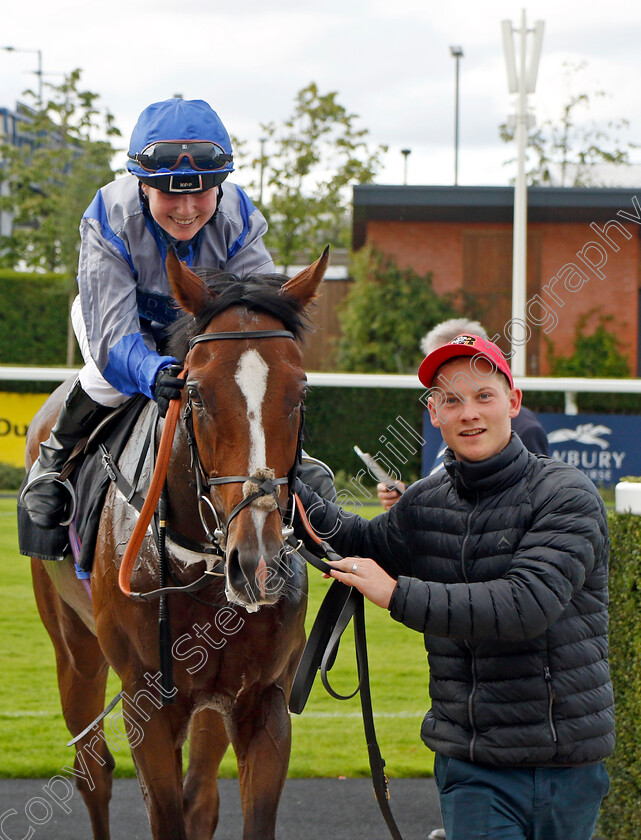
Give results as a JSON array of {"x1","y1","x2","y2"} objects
[{"x1": 154, "y1": 364, "x2": 185, "y2": 417}]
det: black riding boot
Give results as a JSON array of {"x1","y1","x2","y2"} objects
[{"x1": 21, "y1": 380, "x2": 109, "y2": 529}]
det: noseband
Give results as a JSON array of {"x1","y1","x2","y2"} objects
[{"x1": 185, "y1": 328, "x2": 304, "y2": 552}]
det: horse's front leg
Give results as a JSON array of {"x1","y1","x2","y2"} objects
[
  {"x1": 229, "y1": 682, "x2": 291, "y2": 840},
  {"x1": 183, "y1": 708, "x2": 230, "y2": 840},
  {"x1": 122, "y1": 692, "x2": 190, "y2": 840}
]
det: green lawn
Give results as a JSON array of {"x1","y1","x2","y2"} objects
[{"x1": 0, "y1": 497, "x2": 433, "y2": 779}]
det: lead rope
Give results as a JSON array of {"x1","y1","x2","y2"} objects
[{"x1": 291, "y1": 494, "x2": 405, "y2": 840}]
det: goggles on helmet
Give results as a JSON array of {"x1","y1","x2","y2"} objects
[{"x1": 129, "y1": 140, "x2": 233, "y2": 173}]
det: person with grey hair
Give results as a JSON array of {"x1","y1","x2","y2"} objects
[
  {"x1": 378, "y1": 318, "x2": 549, "y2": 514},
  {"x1": 420, "y1": 317, "x2": 489, "y2": 356}
]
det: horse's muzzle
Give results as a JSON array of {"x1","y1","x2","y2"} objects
[{"x1": 225, "y1": 517, "x2": 297, "y2": 612}]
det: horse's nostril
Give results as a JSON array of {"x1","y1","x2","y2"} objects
[{"x1": 227, "y1": 546, "x2": 245, "y2": 592}]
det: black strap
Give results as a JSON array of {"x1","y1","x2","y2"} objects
[
  {"x1": 165, "y1": 527, "x2": 223, "y2": 557},
  {"x1": 352, "y1": 592, "x2": 404, "y2": 840},
  {"x1": 289, "y1": 574, "x2": 355, "y2": 714},
  {"x1": 320, "y1": 592, "x2": 360, "y2": 701},
  {"x1": 157, "y1": 486, "x2": 174, "y2": 703},
  {"x1": 290, "y1": 540, "x2": 405, "y2": 840},
  {"x1": 189, "y1": 329, "x2": 295, "y2": 348},
  {"x1": 126, "y1": 572, "x2": 221, "y2": 602},
  {"x1": 99, "y1": 444, "x2": 146, "y2": 511}
]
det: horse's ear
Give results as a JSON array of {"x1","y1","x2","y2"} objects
[
  {"x1": 279, "y1": 246, "x2": 329, "y2": 306},
  {"x1": 166, "y1": 247, "x2": 211, "y2": 316}
]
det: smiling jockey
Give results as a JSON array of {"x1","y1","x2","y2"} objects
[{"x1": 22, "y1": 98, "x2": 333, "y2": 530}]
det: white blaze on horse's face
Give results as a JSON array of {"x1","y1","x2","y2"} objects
[
  {"x1": 234, "y1": 348, "x2": 269, "y2": 473},
  {"x1": 233, "y1": 348, "x2": 273, "y2": 570}
]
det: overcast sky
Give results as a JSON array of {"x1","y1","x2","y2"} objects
[{"x1": 2, "y1": 0, "x2": 640, "y2": 190}]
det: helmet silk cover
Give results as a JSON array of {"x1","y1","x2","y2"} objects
[{"x1": 127, "y1": 99, "x2": 234, "y2": 189}]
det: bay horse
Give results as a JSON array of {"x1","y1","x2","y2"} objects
[{"x1": 26, "y1": 248, "x2": 328, "y2": 840}]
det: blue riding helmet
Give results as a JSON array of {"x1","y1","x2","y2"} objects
[{"x1": 127, "y1": 99, "x2": 234, "y2": 193}]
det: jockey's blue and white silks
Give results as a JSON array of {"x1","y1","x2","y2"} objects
[{"x1": 76, "y1": 175, "x2": 274, "y2": 399}]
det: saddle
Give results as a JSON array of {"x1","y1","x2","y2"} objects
[{"x1": 17, "y1": 394, "x2": 150, "y2": 570}]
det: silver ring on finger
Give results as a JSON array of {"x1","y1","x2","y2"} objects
[{"x1": 351, "y1": 563, "x2": 358, "y2": 573}]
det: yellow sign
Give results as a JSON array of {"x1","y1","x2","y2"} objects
[{"x1": 0, "y1": 392, "x2": 50, "y2": 468}]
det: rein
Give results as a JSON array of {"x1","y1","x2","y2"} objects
[
  {"x1": 118, "y1": 372, "x2": 185, "y2": 598},
  {"x1": 290, "y1": 495, "x2": 405, "y2": 840}
]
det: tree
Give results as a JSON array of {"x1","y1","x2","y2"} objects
[
  {"x1": 0, "y1": 69, "x2": 121, "y2": 362},
  {"x1": 249, "y1": 83, "x2": 386, "y2": 270},
  {"x1": 545, "y1": 311, "x2": 629, "y2": 378},
  {"x1": 335, "y1": 247, "x2": 460, "y2": 373},
  {"x1": 0, "y1": 69, "x2": 120, "y2": 273},
  {"x1": 500, "y1": 62, "x2": 636, "y2": 186}
]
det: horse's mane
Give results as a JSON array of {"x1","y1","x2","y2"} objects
[{"x1": 166, "y1": 269, "x2": 311, "y2": 362}]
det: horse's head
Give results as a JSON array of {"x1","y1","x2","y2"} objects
[{"x1": 166, "y1": 248, "x2": 328, "y2": 611}]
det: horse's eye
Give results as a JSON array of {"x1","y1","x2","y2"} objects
[{"x1": 187, "y1": 384, "x2": 203, "y2": 406}]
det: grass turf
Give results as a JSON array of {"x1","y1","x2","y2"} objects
[{"x1": 0, "y1": 497, "x2": 433, "y2": 779}]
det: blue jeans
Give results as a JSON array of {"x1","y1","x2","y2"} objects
[{"x1": 434, "y1": 755, "x2": 610, "y2": 840}]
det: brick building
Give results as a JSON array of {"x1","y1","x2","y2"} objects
[{"x1": 351, "y1": 185, "x2": 641, "y2": 376}]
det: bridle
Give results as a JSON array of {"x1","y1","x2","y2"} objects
[
  {"x1": 185, "y1": 327, "x2": 304, "y2": 553},
  {"x1": 118, "y1": 325, "x2": 306, "y2": 602}
]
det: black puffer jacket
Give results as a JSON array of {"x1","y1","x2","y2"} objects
[{"x1": 297, "y1": 434, "x2": 614, "y2": 767}]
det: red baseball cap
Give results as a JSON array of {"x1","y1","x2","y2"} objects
[{"x1": 418, "y1": 334, "x2": 514, "y2": 389}]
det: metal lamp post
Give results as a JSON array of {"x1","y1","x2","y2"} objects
[
  {"x1": 450, "y1": 46, "x2": 464, "y2": 186},
  {"x1": 401, "y1": 148, "x2": 411, "y2": 185},
  {"x1": 501, "y1": 11, "x2": 544, "y2": 377},
  {"x1": 259, "y1": 137, "x2": 267, "y2": 205},
  {"x1": 2, "y1": 45, "x2": 43, "y2": 105}
]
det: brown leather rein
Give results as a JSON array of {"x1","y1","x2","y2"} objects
[{"x1": 118, "y1": 370, "x2": 185, "y2": 597}]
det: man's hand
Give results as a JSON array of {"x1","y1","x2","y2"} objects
[
  {"x1": 377, "y1": 481, "x2": 406, "y2": 511},
  {"x1": 154, "y1": 364, "x2": 185, "y2": 417},
  {"x1": 324, "y1": 556, "x2": 397, "y2": 609}
]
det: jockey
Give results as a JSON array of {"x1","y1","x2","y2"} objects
[{"x1": 22, "y1": 97, "x2": 276, "y2": 529}]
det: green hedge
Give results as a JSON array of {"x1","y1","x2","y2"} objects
[
  {"x1": 0, "y1": 270, "x2": 74, "y2": 366},
  {"x1": 598, "y1": 511, "x2": 641, "y2": 839},
  {"x1": 304, "y1": 386, "x2": 425, "y2": 486},
  {"x1": 0, "y1": 463, "x2": 24, "y2": 490}
]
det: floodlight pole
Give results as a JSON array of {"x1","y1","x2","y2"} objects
[
  {"x1": 2, "y1": 45, "x2": 43, "y2": 105},
  {"x1": 501, "y1": 10, "x2": 544, "y2": 377},
  {"x1": 401, "y1": 148, "x2": 411, "y2": 185},
  {"x1": 513, "y1": 12, "x2": 528, "y2": 377},
  {"x1": 450, "y1": 46, "x2": 464, "y2": 185}
]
